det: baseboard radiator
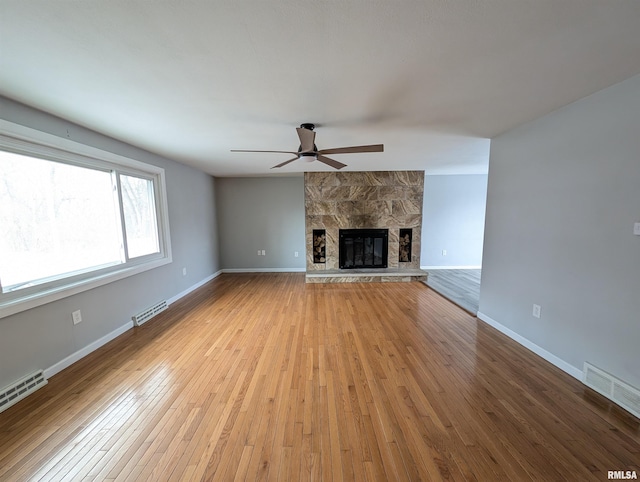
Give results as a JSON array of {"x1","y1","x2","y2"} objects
[
  {"x1": 0, "y1": 370, "x2": 48, "y2": 414},
  {"x1": 583, "y1": 362, "x2": 640, "y2": 419},
  {"x1": 132, "y1": 300, "x2": 168, "y2": 326}
]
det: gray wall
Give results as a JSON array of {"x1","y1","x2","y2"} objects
[
  {"x1": 421, "y1": 174, "x2": 487, "y2": 268},
  {"x1": 0, "y1": 98, "x2": 220, "y2": 389},
  {"x1": 479, "y1": 74, "x2": 640, "y2": 388},
  {"x1": 216, "y1": 177, "x2": 305, "y2": 271}
]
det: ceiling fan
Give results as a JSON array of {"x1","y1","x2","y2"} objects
[{"x1": 231, "y1": 123, "x2": 383, "y2": 170}]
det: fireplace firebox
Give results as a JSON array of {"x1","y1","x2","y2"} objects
[{"x1": 339, "y1": 229, "x2": 388, "y2": 269}]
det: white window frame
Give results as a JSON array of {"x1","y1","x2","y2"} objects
[{"x1": 0, "y1": 119, "x2": 172, "y2": 319}]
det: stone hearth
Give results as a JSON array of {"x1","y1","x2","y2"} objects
[
  {"x1": 306, "y1": 268, "x2": 427, "y2": 283},
  {"x1": 304, "y1": 171, "x2": 428, "y2": 283}
]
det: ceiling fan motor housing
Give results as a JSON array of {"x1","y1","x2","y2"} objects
[{"x1": 298, "y1": 123, "x2": 317, "y2": 155}]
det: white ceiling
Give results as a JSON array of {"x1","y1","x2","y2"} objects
[{"x1": 1, "y1": 1, "x2": 640, "y2": 177}]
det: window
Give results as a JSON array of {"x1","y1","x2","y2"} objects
[
  {"x1": 120, "y1": 174, "x2": 160, "y2": 259},
  {"x1": 0, "y1": 121, "x2": 172, "y2": 318}
]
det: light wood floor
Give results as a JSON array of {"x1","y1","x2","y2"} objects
[
  {"x1": 425, "y1": 269, "x2": 481, "y2": 315},
  {"x1": 1, "y1": 273, "x2": 638, "y2": 481}
]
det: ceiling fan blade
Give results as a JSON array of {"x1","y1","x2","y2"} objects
[
  {"x1": 271, "y1": 156, "x2": 299, "y2": 169},
  {"x1": 317, "y1": 154, "x2": 347, "y2": 170},
  {"x1": 231, "y1": 149, "x2": 298, "y2": 154},
  {"x1": 296, "y1": 127, "x2": 316, "y2": 152},
  {"x1": 317, "y1": 144, "x2": 384, "y2": 155}
]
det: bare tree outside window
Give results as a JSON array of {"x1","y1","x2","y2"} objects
[
  {"x1": 120, "y1": 175, "x2": 159, "y2": 259},
  {"x1": 0, "y1": 151, "x2": 121, "y2": 290}
]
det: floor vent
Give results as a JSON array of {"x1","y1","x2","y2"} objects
[
  {"x1": 583, "y1": 362, "x2": 640, "y2": 419},
  {"x1": 132, "y1": 300, "x2": 168, "y2": 326},
  {"x1": 0, "y1": 370, "x2": 48, "y2": 414}
]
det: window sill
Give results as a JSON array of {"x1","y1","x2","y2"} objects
[{"x1": 0, "y1": 255, "x2": 172, "y2": 320}]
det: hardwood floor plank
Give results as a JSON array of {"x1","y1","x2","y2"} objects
[
  {"x1": 0, "y1": 273, "x2": 638, "y2": 481},
  {"x1": 325, "y1": 371, "x2": 343, "y2": 482}
]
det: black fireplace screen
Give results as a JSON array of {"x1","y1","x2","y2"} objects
[{"x1": 339, "y1": 229, "x2": 388, "y2": 269}]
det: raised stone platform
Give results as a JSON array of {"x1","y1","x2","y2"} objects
[{"x1": 305, "y1": 268, "x2": 428, "y2": 283}]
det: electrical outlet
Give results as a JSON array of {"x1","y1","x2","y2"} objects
[
  {"x1": 261, "y1": 250, "x2": 266, "y2": 256},
  {"x1": 442, "y1": 249, "x2": 447, "y2": 256},
  {"x1": 294, "y1": 251, "x2": 299, "y2": 257},
  {"x1": 532, "y1": 304, "x2": 541, "y2": 319},
  {"x1": 72, "y1": 310, "x2": 82, "y2": 325},
  {"x1": 257, "y1": 250, "x2": 261, "y2": 256},
  {"x1": 182, "y1": 267, "x2": 187, "y2": 276}
]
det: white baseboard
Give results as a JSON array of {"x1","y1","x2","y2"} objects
[
  {"x1": 44, "y1": 321, "x2": 134, "y2": 380},
  {"x1": 421, "y1": 265, "x2": 482, "y2": 270},
  {"x1": 167, "y1": 270, "x2": 223, "y2": 304},
  {"x1": 45, "y1": 269, "x2": 224, "y2": 380},
  {"x1": 476, "y1": 311, "x2": 582, "y2": 381},
  {"x1": 221, "y1": 268, "x2": 306, "y2": 273}
]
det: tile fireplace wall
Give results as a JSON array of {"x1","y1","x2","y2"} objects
[{"x1": 305, "y1": 171, "x2": 424, "y2": 272}]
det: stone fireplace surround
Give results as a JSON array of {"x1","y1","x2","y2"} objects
[{"x1": 304, "y1": 170, "x2": 427, "y2": 283}]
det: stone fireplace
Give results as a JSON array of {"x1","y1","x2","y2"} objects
[{"x1": 304, "y1": 171, "x2": 427, "y2": 283}]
